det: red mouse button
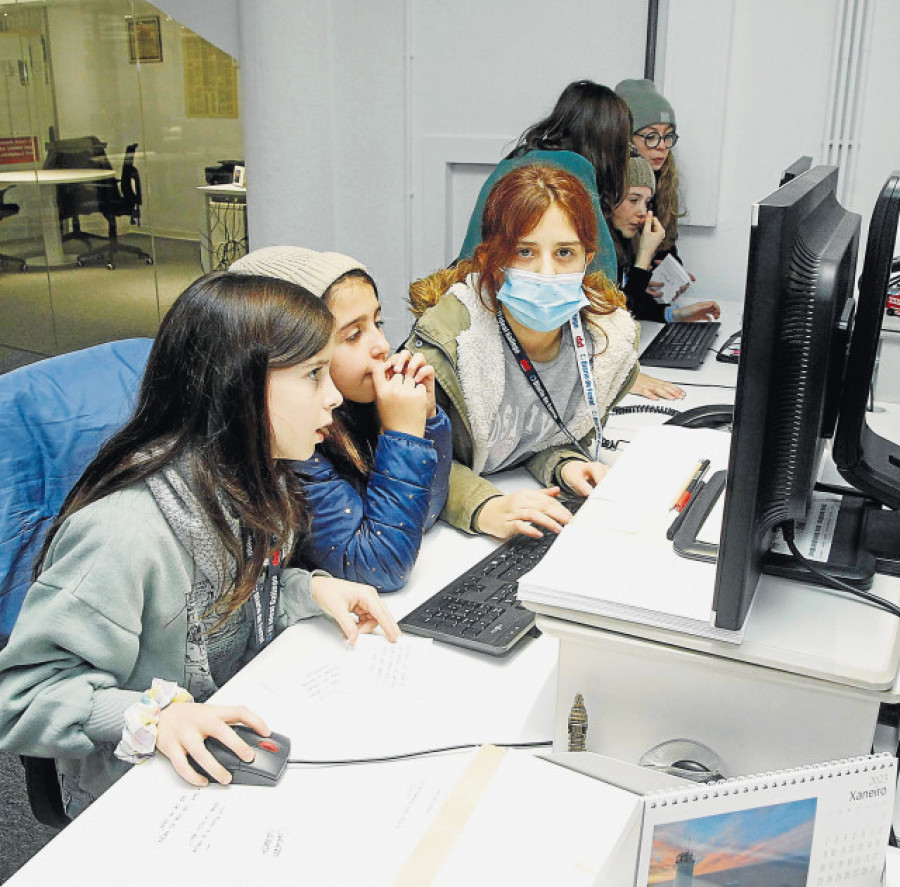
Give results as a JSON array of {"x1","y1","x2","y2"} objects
[{"x1": 258, "y1": 740, "x2": 279, "y2": 753}]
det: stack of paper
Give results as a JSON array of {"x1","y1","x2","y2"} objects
[{"x1": 517, "y1": 425, "x2": 742, "y2": 643}]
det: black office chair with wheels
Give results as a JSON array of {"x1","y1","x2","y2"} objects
[
  {"x1": 0, "y1": 187, "x2": 27, "y2": 272},
  {"x1": 75, "y1": 144, "x2": 153, "y2": 270},
  {"x1": 44, "y1": 135, "x2": 112, "y2": 249}
]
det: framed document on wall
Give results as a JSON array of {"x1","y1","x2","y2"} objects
[{"x1": 128, "y1": 16, "x2": 163, "y2": 64}]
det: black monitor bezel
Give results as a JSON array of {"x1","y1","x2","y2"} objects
[{"x1": 712, "y1": 166, "x2": 861, "y2": 631}]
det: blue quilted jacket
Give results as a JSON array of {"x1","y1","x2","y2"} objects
[{"x1": 290, "y1": 409, "x2": 452, "y2": 591}]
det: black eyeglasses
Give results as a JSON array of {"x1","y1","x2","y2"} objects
[{"x1": 635, "y1": 130, "x2": 679, "y2": 149}]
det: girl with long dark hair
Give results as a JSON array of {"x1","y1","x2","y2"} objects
[{"x1": 0, "y1": 272, "x2": 399, "y2": 817}]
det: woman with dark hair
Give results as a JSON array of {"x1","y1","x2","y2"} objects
[
  {"x1": 407, "y1": 164, "x2": 639, "y2": 540},
  {"x1": 512, "y1": 80, "x2": 633, "y2": 217},
  {"x1": 230, "y1": 247, "x2": 452, "y2": 593},
  {"x1": 0, "y1": 271, "x2": 399, "y2": 817},
  {"x1": 457, "y1": 80, "x2": 632, "y2": 280}
]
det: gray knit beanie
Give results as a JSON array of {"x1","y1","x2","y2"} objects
[
  {"x1": 626, "y1": 156, "x2": 656, "y2": 195},
  {"x1": 229, "y1": 246, "x2": 367, "y2": 298},
  {"x1": 615, "y1": 78, "x2": 676, "y2": 133}
]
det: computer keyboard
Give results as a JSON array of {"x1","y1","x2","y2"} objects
[
  {"x1": 400, "y1": 502, "x2": 583, "y2": 656},
  {"x1": 639, "y1": 321, "x2": 722, "y2": 369}
]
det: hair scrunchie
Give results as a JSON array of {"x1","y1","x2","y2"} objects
[{"x1": 114, "y1": 678, "x2": 193, "y2": 764}]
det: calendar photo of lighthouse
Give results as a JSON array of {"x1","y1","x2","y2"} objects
[{"x1": 645, "y1": 797, "x2": 817, "y2": 886}]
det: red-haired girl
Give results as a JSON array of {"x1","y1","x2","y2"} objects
[{"x1": 406, "y1": 164, "x2": 639, "y2": 540}]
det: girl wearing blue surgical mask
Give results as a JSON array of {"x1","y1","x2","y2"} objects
[{"x1": 405, "y1": 164, "x2": 639, "y2": 540}]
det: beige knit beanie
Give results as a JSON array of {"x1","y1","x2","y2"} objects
[
  {"x1": 229, "y1": 246, "x2": 367, "y2": 298},
  {"x1": 626, "y1": 156, "x2": 656, "y2": 195}
]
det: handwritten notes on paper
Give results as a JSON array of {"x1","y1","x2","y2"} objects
[{"x1": 246, "y1": 631, "x2": 556, "y2": 762}]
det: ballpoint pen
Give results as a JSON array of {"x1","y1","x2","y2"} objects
[
  {"x1": 670, "y1": 459, "x2": 711, "y2": 512},
  {"x1": 667, "y1": 479, "x2": 707, "y2": 541}
]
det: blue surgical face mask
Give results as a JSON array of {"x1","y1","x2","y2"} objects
[{"x1": 496, "y1": 266, "x2": 589, "y2": 333}]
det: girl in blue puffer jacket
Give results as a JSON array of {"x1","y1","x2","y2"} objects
[{"x1": 230, "y1": 247, "x2": 452, "y2": 591}]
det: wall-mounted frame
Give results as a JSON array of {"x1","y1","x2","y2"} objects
[{"x1": 128, "y1": 16, "x2": 163, "y2": 64}]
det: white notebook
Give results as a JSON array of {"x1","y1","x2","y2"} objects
[
  {"x1": 649, "y1": 253, "x2": 692, "y2": 303},
  {"x1": 598, "y1": 753, "x2": 897, "y2": 887}
]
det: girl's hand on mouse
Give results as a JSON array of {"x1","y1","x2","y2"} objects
[
  {"x1": 476, "y1": 487, "x2": 573, "y2": 540},
  {"x1": 559, "y1": 460, "x2": 610, "y2": 497},
  {"x1": 630, "y1": 372, "x2": 685, "y2": 401},
  {"x1": 372, "y1": 357, "x2": 428, "y2": 438},
  {"x1": 388, "y1": 350, "x2": 437, "y2": 418},
  {"x1": 156, "y1": 703, "x2": 269, "y2": 787},
  {"x1": 311, "y1": 575, "x2": 401, "y2": 645}
]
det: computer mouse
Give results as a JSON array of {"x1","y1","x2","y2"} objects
[{"x1": 187, "y1": 724, "x2": 291, "y2": 786}]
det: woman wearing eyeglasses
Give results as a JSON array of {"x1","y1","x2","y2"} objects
[{"x1": 615, "y1": 79, "x2": 719, "y2": 322}]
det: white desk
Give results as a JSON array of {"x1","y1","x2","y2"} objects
[
  {"x1": 0, "y1": 169, "x2": 116, "y2": 270},
  {"x1": 527, "y1": 304, "x2": 900, "y2": 778},
  {"x1": 5, "y1": 485, "x2": 564, "y2": 886},
  {"x1": 9, "y1": 305, "x2": 900, "y2": 885}
]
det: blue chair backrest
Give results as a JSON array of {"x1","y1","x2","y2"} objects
[{"x1": 0, "y1": 339, "x2": 153, "y2": 645}]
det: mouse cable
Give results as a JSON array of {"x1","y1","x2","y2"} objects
[
  {"x1": 780, "y1": 522, "x2": 900, "y2": 619},
  {"x1": 669, "y1": 381, "x2": 737, "y2": 391},
  {"x1": 286, "y1": 739, "x2": 553, "y2": 768}
]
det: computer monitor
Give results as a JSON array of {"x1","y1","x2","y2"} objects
[
  {"x1": 779, "y1": 156, "x2": 813, "y2": 187},
  {"x1": 713, "y1": 166, "x2": 861, "y2": 631},
  {"x1": 832, "y1": 171, "x2": 900, "y2": 574}
]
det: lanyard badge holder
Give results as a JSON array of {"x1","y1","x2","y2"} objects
[
  {"x1": 496, "y1": 309, "x2": 604, "y2": 460},
  {"x1": 242, "y1": 528, "x2": 282, "y2": 646}
]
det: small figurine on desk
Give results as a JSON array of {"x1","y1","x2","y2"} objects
[{"x1": 568, "y1": 693, "x2": 589, "y2": 752}]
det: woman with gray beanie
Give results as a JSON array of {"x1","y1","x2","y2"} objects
[{"x1": 615, "y1": 79, "x2": 719, "y2": 322}]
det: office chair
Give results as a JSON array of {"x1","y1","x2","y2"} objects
[
  {"x1": 0, "y1": 338, "x2": 152, "y2": 827},
  {"x1": 0, "y1": 187, "x2": 27, "y2": 272},
  {"x1": 44, "y1": 135, "x2": 112, "y2": 249},
  {"x1": 75, "y1": 144, "x2": 154, "y2": 270}
]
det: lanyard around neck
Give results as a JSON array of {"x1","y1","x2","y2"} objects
[
  {"x1": 242, "y1": 528, "x2": 282, "y2": 646},
  {"x1": 495, "y1": 308, "x2": 604, "y2": 460}
]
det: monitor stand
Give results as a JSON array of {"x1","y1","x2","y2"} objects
[{"x1": 763, "y1": 493, "x2": 900, "y2": 585}]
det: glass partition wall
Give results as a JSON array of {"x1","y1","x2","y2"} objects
[{"x1": 0, "y1": 0, "x2": 243, "y2": 366}]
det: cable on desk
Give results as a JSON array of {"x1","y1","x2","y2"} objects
[
  {"x1": 666, "y1": 381, "x2": 738, "y2": 391},
  {"x1": 780, "y1": 522, "x2": 900, "y2": 619},
  {"x1": 611, "y1": 404, "x2": 680, "y2": 417},
  {"x1": 286, "y1": 739, "x2": 553, "y2": 768}
]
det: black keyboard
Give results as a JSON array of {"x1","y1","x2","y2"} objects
[
  {"x1": 400, "y1": 504, "x2": 582, "y2": 655},
  {"x1": 639, "y1": 321, "x2": 721, "y2": 369}
]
